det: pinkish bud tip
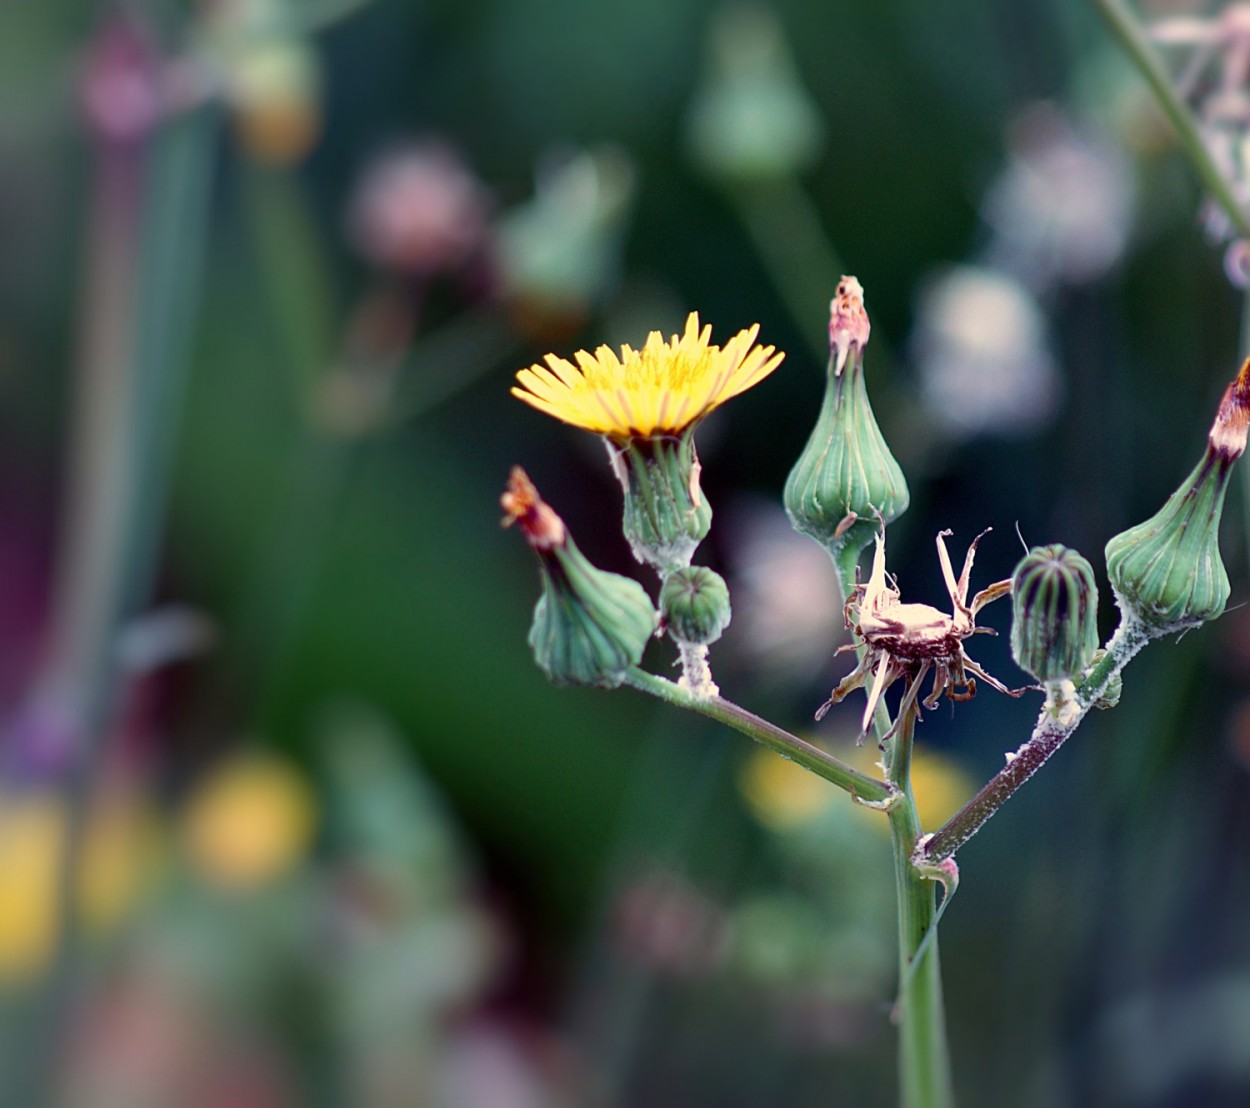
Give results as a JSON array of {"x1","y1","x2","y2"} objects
[
  {"x1": 1210, "y1": 357, "x2": 1250, "y2": 460},
  {"x1": 828, "y1": 276, "x2": 870, "y2": 376},
  {"x1": 501, "y1": 466, "x2": 567, "y2": 549}
]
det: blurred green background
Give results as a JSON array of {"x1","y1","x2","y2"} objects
[{"x1": 2, "y1": 0, "x2": 1250, "y2": 1105}]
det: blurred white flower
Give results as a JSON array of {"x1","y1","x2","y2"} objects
[
  {"x1": 1150, "y1": 5, "x2": 1250, "y2": 277},
  {"x1": 981, "y1": 103, "x2": 1133, "y2": 289},
  {"x1": 724, "y1": 500, "x2": 843, "y2": 681},
  {"x1": 434, "y1": 1024, "x2": 572, "y2": 1108},
  {"x1": 911, "y1": 265, "x2": 1061, "y2": 440}
]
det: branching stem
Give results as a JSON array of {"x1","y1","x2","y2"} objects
[{"x1": 917, "y1": 617, "x2": 1150, "y2": 865}]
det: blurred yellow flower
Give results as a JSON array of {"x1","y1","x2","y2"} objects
[
  {"x1": 738, "y1": 743, "x2": 974, "y2": 836},
  {"x1": 181, "y1": 752, "x2": 315, "y2": 891},
  {"x1": 512, "y1": 312, "x2": 783, "y2": 439},
  {"x1": 0, "y1": 791, "x2": 162, "y2": 984},
  {"x1": 739, "y1": 747, "x2": 837, "y2": 831},
  {"x1": 0, "y1": 798, "x2": 61, "y2": 982},
  {"x1": 909, "y1": 750, "x2": 975, "y2": 830}
]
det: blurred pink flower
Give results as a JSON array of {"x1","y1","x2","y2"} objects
[{"x1": 347, "y1": 143, "x2": 491, "y2": 277}]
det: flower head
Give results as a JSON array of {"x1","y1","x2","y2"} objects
[{"x1": 512, "y1": 312, "x2": 783, "y2": 440}]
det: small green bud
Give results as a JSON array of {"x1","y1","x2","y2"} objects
[
  {"x1": 784, "y1": 278, "x2": 909, "y2": 564},
  {"x1": 1010, "y1": 545, "x2": 1100, "y2": 683},
  {"x1": 496, "y1": 147, "x2": 635, "y2": 331},
  {"x1": 503, "y1": 468, "x2": 658, "y2": 687},
  {"x1": 660, "y1": 565, "x2": 732, "y2": 646},
  {"x1": 1105, "y1": 360, "x2": 1250, "y2": 634},
  {"x1": 610, "y1": 431, "x2": 712, "y2": 576}
]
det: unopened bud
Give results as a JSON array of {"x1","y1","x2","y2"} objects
[
  {"x1": 684, "y1": 4, "x2": 823, "y2": 183},
  {"x1": 1105, "y1": 359, "x2": 1250, "y2": 633},
  {"x1": 784, "y1": 277, "x2": 908, "y2": 565},
  {"x1": 1010, "y1": 544, "x2": 1099, "y2": 683},
  {"x1": 660, "y1": 566, "x2": 731, "y2": 646},
  {"x1": 503, "y1": 468, "x2": 658, "y2": 687}
]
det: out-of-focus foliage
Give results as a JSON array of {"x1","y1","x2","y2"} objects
[{"x1": 2, "y1": 0, "x2": 1250, "y2": 1106}]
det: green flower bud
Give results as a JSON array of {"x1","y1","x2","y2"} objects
[
  {"x1": 503, "y1": 468, "x2": 658, "y2": 687},
  {"x1": 685, "y1": 5, "x2": 824, "y2": 183},
  {"x1": 1010, "y1": 545, "x2": 1100, "y2": 683},
  {"x1": 784, "y1": 278, "x2": 909, "y2": 565},
  {"x1": 660, "y1": 565, "x2": 732, "y2": 646},
  {"x1": 611, "y1": 432, "x2": 712, "y2": 577},
  {"x1": 1105, "y1": 360, "x2": 1250, "y2": 634}
]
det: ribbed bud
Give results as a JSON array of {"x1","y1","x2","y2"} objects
[
  {"x1": 1010, "y1": 545, "x2": 1100, "y2": 682},
  {"x1": 784, "y1": 278, "x2": 909, "y2": 565},
  {"x1": 610, "y1": 432, "x2": 712, "y2": 576},
  {"x1": 1105, "y1": 359, "x2": 1250, "y2": 634},
  {"x1": 660, "y1": 566, "x2": 732, "y2": 646},
  {"x1": 503, "y1": 468, "x2": 658, "y2": 687}
]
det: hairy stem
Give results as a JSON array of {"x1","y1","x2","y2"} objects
[
  {"x1": 918, "y1": 617, "x2": 1150, "y2": 864},
  {"x1": 622, "y1": 668, "x2": 895, "y2": 804},
  {"x1": 831, "y1": 551, "x2": 952, "y2": 1107}
]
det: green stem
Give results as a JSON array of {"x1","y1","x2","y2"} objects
[
  {"x1": 886, "y1": 701, "x2": 954, "y2": 1108},
  {"x1": 919, "y1": 617, "x2": 1150, "y2": 865},
  {"x1": 622, "y1": 668, "x2": 895, "y2": 804},
  {"x1": 831, "y1": 549, "x2": 952, "y2": 1106},
  {"x1": 1091, "y1": 0, "x2": 1250, "y2": 239},
  {"x1": 21, "y1": 100, "x2": 218, "y2": 1104}
]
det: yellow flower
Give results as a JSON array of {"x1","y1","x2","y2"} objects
[
  {"x1": 181, "y1": 753, "x2": 315, "y2": 892},
  {"x1": 512, "y1": 312, "x2": 783, "y2": 439}
]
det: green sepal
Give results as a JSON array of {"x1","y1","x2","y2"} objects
[{"x1": 613, "y1": 431, "x2": 712, "y2": 576}]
